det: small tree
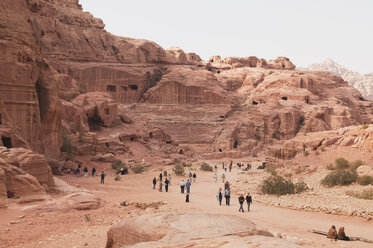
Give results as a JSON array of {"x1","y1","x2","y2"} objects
[
  {"x1": 173, "y1": 164, "x2": 185, "y2": 176},
  {"x1": 260, "y1": 175, "x2": 295, "y2": 195},
  {"x1": 200, "y1": 162, "x2": 213, "y2": 171},
  {"x1": 131, "y1": 164, "x2": 145, "y2": 174},
  {"x1": 335, "y1": 158, "x2": 349, "y2": 170}
]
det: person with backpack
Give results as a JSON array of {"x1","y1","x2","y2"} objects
[
  {"x1": 217, "y1": 188, "x2": 223, "y2": 206},
  {"x1": 100, "y1": 171, "x2": 105, "y2": 184},
  {"x1": 238, "y1": 194, "x2": 245, "y2": 212},
  {"x1": 165, "y1": 178, "x2": 170, "y2": 192},
  {"x1": 92, "y1": 167, "x2": 96, "y2": 176},
  {"x1": 152, "y1": 177, "x2": 157, "y2": 189},
  {"x1": 246, "y1": 193, "x2": 252, "y2": 211},
  {"x1": 159, "y1": 173, "x2": 163, "y2": 182},
  {"x1": 225, "y1": 188, "x2": 230, "y2": 205},
  {"x1": 180, "y1": 180, "x2": 185, "y2": 194}
]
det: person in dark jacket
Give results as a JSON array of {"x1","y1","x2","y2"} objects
[
  {"x1": 180, "y1": 180, "x2": 185, "y2": 194},
  {"x1": 192, "y1": 173, "x2": 197, "y2": 182},
  {"x1": 245, "y1": 193, "x2": 252, "y2": 211},
  {"x1": 152, "y1": 177, "x2": 157, "y2": 189},
  {"x1": 217, "y1": 188, "x2": 223, "y2": 206},
  {"x1": 225, "y1": 188, "x2": 230, "y2": 205},
  {"x1": 327, "y1": 225, "x2": 338, "y2": 240},
  {"x1": 100, "y1": 171, "x2": 105, "y2": 184},
  {"x1": 186, "y1": 193, "x2": 190, "y2": 202},
  {"x1": 165, "y1": 178, "x2": 170, "y2": 192},
  {"x1": 92, "y1": 167, "x2": 96, "y2": 176},
  {"x1": 238, "y1": 194, "x2": 245, "y2": 212},
  {"x1": 83, "y1": 167, "x2": 88, "y2": 177},
  {"x1": 159, "y1": 173, "x2": 163, "y2": 182},
  {"x1": 337, "y1": 227, "x2": 350, "y2": 241}
]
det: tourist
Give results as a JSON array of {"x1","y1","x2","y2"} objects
[
  {"x1": 225, "y1": 188, "x2": 230, "y2": 205},
  {"x1": 152, "y1": 177, "x2": 157, "y2": 189},
  {"x1": 245, "y1": 193, "x2": 252, "y2": 211},
  {"x1": 186, "y1": 193, "x2": 190, "y2": 202},
  {"x1": 76, "y1": 166, "x2": 80, "y2": 177},
  {"x1": 224, "y1": 181, "x2": 230, "y2": 190},
  {"x1": 214, "y1": 165, "x2": 217, "y2": 171},
  {"x1": 221, "y1": 173, "x2": 225, "y2": 183},
  {"x1": 165, "y1": 178, "x2": 169, "y2": 192},
  {"x1": 238, "y1": 194, "x2": 245, "y2": 212},
  {"x1": 337, "y1": 227, "x2": 350, "y2": 241},
  {"x1": 120, "y1": 167, "x2": 125, "y2": 175},
  {"x1": 229, "y1": 163, "x2": 232, "y2": 172},
  {"x1": 188, "y1": 171, "x2": 192, "y2": 181},
  {"x1": 327, "y1": 225, "x2": 338, "y2": 240},
  {"x1": 180, "y1": 180, "x2": 185, "y2": 194},
  {"x1": 192, "y1": 173, "x2": 197, "y2": 182},
  {"x1": 217, "y1": 188, "x2": 223, "y2": 206},
  {"x1": 224, "y1": 164, "x2": 227, "y2": 172},
  {"x1": 92, "y1": 167, "x2": 96, "y2": 176},
  {"x1": 100, "y1": 171, "x2": 105, "y2": 184},
  {"x1": 83, "y1": 166, "x2": 88, "y2": 177},
  {"x1": 159, "y1": 180, "x2": 163, "y2": 192},
  {"x1": 159, "y1": 173, "x2": 163, "y2": 182},
  {"x1": 213, "y1": 173, "x2": 217, "y2": 182},
  {"x1": 186, "y1": 179, "x2": 191, "y2": 194}
]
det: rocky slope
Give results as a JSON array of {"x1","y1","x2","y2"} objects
[
  {"x1": 1, "y1": 0, "x2": 373, "y2": 177},
  {"x1": 302, "y1": 59, "x2": 373, "y2": 100}
]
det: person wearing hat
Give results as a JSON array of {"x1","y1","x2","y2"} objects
[{"x1": 238, "y1": 193, "x2": 245, "y2": 212}]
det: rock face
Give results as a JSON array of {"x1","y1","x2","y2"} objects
[
  {"x1": 302, "y1": 59, "x2": 373, "y2": 100},
  {"x1": 0, "y1": 147, "x2": 55, "y2": 196},
  {"x1": 106, "y1": 213, "x2": 301, "y2": 248}
]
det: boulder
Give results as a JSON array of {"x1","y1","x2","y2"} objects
[
  {"x1": 106, "y1": 213, "x2": 300, "y2": 248},
  {"x1": 356, "y1": 165, "x2": 373, "y2": 177}
]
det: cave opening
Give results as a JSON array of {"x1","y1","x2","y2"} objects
[
  {"x1": 233, "y1": 140, "x2": 238, "y2": 149},
  {"x1": 121, "y1": 86, "x2": 128, "y2": 91},
  {"x1": 105, "y1": 142, "x2": 109, "y2": 148},
  {"x1": 281, "y1": 96, "x2": 288, "y2": 101},
  {"x1": 0, "y1": 113, "x2": 2, "y2": 124},
  {"x1": 104, "y1": 108, "x2": 110, "y2": 115},
  {"x1": 130, "y1": 137, "x2": 134, "y2": 141},
  {"x1": 178, "y1": 149, "x2": 184, "y2": 154},
  {"x1": 129, "y1": 85, "x2": 138, "y2": 91},
  {"x1": 218, "y1": 148, "x2": 222, "y2": 152},
  {"x1": 106, "y1": 85, "x2": 117, "y2": 92},
  {"x1": 252, "y1": 101, "x2": 258, "y2": 105},
  {"x1": 35, "y1": 79, "x2": 48, "y2": 122},
  {"x1": 2, "y1": 136, "x2": 12, "y2": 148},
  {"x1": 149, "y1": 132, "x2": 153, "y2": 138}
]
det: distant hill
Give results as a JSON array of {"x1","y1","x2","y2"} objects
[{"x1": 301, "y1": 59, "x2": 373, "y2": 100}]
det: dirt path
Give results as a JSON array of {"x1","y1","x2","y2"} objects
[{"x1": 1, "y1": 166, "x2": 372, "y2": 248}]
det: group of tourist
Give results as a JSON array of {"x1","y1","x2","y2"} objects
[
  {"x1": 153, "y1": 172, "x2": 172, "y2": 192},
  {"x1": 327, "y1": 225, "x2": 350, "y2": 241}
]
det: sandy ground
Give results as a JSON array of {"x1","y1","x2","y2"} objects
[{"x1": 1, "y1": 165, "x2": 372, "y2": 248}]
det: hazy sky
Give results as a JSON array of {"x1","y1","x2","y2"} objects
[{"x1": 80, "y1": 0, "x2": 373, "y2": 74}]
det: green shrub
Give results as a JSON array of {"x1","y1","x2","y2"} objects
[
  {"x1": 200, "y1": 162, "x2": 213, "y2": 171},
  {"x1": 346, "y1": 189, "x2": 373, "y2": 200},
  {"x1": 60, "y1": 133, "x2": 76, "y2": 159},
  {"x1": 350, "y1": 160, "x2": 363, "y2": 171},
  {"x1": 260, "y1": 175, "x2": 295, "y2": 195},
  {"x1": 295, "y1": 181, "x2": 308, "y2": 193},
  {"x1": 174, "y1": 158, "x2": 181, "y2": 165},
  {"x1": 112, "y1": 160, "x2": 127, "y2": 174},
  {"x1": 320, "y1": 145, "x2": 326, "y2": 152},
  {"x1": 79, "y1": 83, "x2": 87, "y2": 94},
  {"x1": 182, "y1": 162, "x2": 192, "y2": 167},
  {"x1": 131, "y1": 164, "x2": 145, "y2": 174},
  {"x1": 357, "y1": 175, "x2": 373, "y2": 186},
  {"x1": 173, "y1": 164, "x2": 185, "y2": 176},
  {"x1": 303, "y1": 150, "x2": 309, "y2": 157},
  {"x1": 335, "y1": 158, "x2": 349, "y2": 170},
  {"x1": 321, "y1": 170, "x2": 357, "y2": 186},
  {"x1": 362, "y1": 124, "x2": 369, "y2": 129},
  {"x1": 114, "y1": 175, "x2": 121, "y2": 181}
]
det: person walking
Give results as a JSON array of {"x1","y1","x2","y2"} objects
[
  {"x1": 76, "y1": 166, "x2": 80, "y2": 177},
  {"x1": 238, "y1": 194, "x2": 245, "y2": 212},
  {"x1": 213, "y1": 173, "x2": 217, "y2": 182},
  {"x1": 152, "y1": 177, "x2": 157, "y2": 189},
  {"x1": 188, "y1": 171, "x2": 192, "y2": 181},
  {"x1": 217, "y1": 188, "x2": 223, "y2": 206},
  {"x1": 165, "y1": 178, "x2": 169, "y2": 192},
  {"x1": 186, "y1": 179, "x2": 191, "y2": 194},
  {"x1": 100, "y1": 171, "x2": 105, "y2": 184},
  {"x1": 224, "y1": 165, "x2": 227, "y2": 173},
  {"x1": 245, "y1": 193, "x2": 252, "y2": 211},
  {"x1": 229, "y1": 163, "x2": 232, "y2": 172},
  {"x1": 214, "y1": 165, "x2": 217, "y2": 172},
  {"x1": 221, "y1": 173, "x2": 226, "y2": 183},
  {"x1": 159, "y1": 173, "x2": 163, "y2": 182},
  {"x1": 192, "y1": 173, "x2": 197, "y2": 182},
  {"x1": 186, "y1": 193, "x2": 190, "y2": 202},
  {"x1": 92, "y1": 167, "x2": 96, "y2": 176},
  {"x1": 180, "y1": 180, "x2": 185, "y2": 194},
  {"x1": 225, "y1": 188, "x2": 230, "y2": 206},
  {"x1": 83, "y1": 167, "x2": 88, "y2": 177},
  {"x1": 159, "y1": 180, "x2": 163, "y2": 192}
]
